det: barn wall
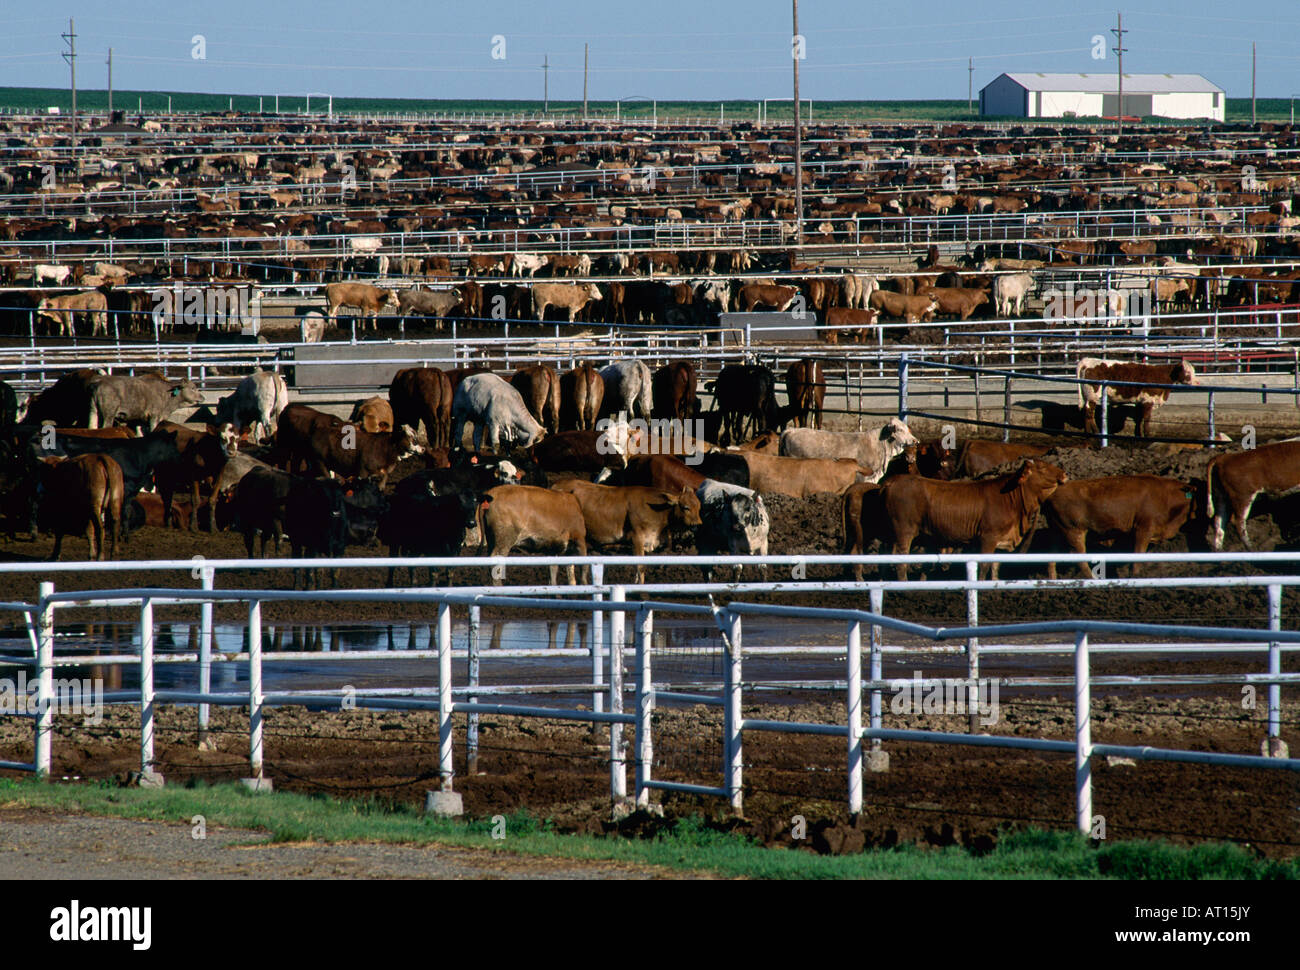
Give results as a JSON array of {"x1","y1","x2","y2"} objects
[
  {"x1": 1152, "y1": 91, "x2": 1222, "y2": 121},
  {"x1": 980, "y1": 76, "x2": 1028, "y2": 117},
  {"x1": 1039, "y1": 91, "x2": 1105, "y2": 118}
]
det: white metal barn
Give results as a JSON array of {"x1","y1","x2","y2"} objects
[{"x1": 979, "y1": 73, "x2": 1225, "y2": 122}]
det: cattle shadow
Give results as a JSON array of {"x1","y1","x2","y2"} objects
[{"x1": 1016, "y1": 398, "x2": 1146, "y2": 437}]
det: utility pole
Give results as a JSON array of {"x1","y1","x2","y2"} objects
[
  {"x1": 968, "y1": 57, "x2": 974, "y2": 115},
  {"x1": 107, "y1": 48, "x2": 113, "y2": 116},
  {"x1": 543, "y1": 54, "x2": 549, "y2": 113},
  {"x1": 1111, "y1": 12, "x2": 1126, "y2": 138},
  {"x1": 61, "y1": 18, "x2": 76, "y2": 165},
  {"x1": 792, "y1": 0, "x2": 804, "y2": 249},
  {"x1": 582, "y1": 44, "x2": 588, "y2": 120},
  {"x1": 1252, "y1": 42, "x2": 1257, "y2": 124}
]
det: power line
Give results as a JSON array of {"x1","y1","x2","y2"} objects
[{"x1": 61, "y1": 18, "x2": 76, "y2": 167}]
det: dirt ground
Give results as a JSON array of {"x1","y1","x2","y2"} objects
[{"x1": 0, "y1": 442, "x2": 1297, "y2": 859}]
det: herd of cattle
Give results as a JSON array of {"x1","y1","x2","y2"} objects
[{"x1": 0, "y1": 351, "x2": 1292, "y2": 584}]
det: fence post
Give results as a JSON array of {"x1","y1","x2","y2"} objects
[
  {"x1": 248, "y1": 599, "x2": 263, "y2": 780},
  {"x1": 1267, "y1": 584, "x2": 1284, "y2": 752},
  {"x1": 723, "y1": 610, "x2": 743, "y2": 814},
  {"x1": 897, "y1": 356, "x2": 909, "y2": 420},
  {"x1": 591, "y1": 562, "x2": 604, "y2": 715},
  {"x1": 869, "y1": 586, "x2": 884, "y2": 759},
  {"x1": 34, "y1": 582, "x2": 54, "y2": 779},
  {"x1": 467, "y1": 604, "x2": 480, "y2": 775},
  {"x1": 1002, "y1": 376, "x2": 1012, "y2": 442},
  {"x1": 437, "y1": 601, "x2": 454, "y2": 791},
  {"x1": 1207, "y1": 389, "x2": 1216, "y2": 443},
  {"x1": 1075, "y1": 630, "x2": 1092, "y2": 834},
  {"x1": 610, "y1": 586, "x2": 627, "y2": 801},
  {"x1": 846, "y1": 619, "x2": 863, "y2": 815},
  {"x1": 635, "y1": 605, "x2": 654, "y2": 808},
  {"x1": 140, "y1": 597, "x2": 159, "y2": 781},
  {"x1": 198, "y1": 566, "x2": 213, "y2": 748},
  {"x1": 965, "y1": 560, "x2": 980, "y2": 733},
  {"x1": 1099, "y1": 383, "x2": 1109, "y2": 448}
]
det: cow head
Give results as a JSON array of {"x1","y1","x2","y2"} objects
[
  {"x1": 395, "y1": 424, "x2": 424, "y2": 457},
  {"x1": 587, "y1": 283, "x2": 603, "y2": 301},
  {"x1": 1011, "y1": 460, "x2": 1067, "y2": 496},
  {"x1": 1174, "y1": 361, "x2": 1197, "y2": 385},
  {"x1": 880, "y1": 418, "x2": 920, "y2": 450},
  {"x1": 170, "y1": 380, "x2": 204, "y2": 408}
]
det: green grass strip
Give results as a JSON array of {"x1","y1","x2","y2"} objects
[{"x1": 0, "y1": 778, "x2": 1294, "y2": 880}]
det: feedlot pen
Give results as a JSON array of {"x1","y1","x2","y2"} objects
[{"x1": 0, "y1": 554, "x2": 1297, "y2": 840}]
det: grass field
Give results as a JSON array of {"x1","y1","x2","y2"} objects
[
  {"x1": 0, "y1": 86, "x2": 1291, "y2": 123},
  {"x1": 1, "y1": 778, "x2": 1294, "y2": 880}
]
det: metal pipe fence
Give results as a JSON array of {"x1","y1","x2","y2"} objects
[{"x1": 1, "y1": 568, "x2": 1296, "y2": 829}]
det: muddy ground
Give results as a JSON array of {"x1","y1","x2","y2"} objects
[{"x1": 1, "y1": 442, "x2": 1298, "y2": 857}]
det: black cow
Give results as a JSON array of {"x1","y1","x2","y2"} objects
[
  {"x1": 232, "y1": 466, "x2": 293, "y2": 557},
  {"x1": 379, "y1": 484, "x2": 485, "y2": 587},
  {"x1": 284, "y1": 476, "x2": 350, "y2": 589},
  {"x1": 695, "y1": 452, "x2": 750, "y2": 487},
  {"x1": 342, "y1": 479, "x2": 387, "y2": 547},
  {"x1": 710, "y1": 364, "x2": 779, "y2": 446},
  {"x1": 56, "y1": 429, "x2": 183, "y2": 538}
]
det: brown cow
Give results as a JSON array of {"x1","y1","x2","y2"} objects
[
  {"x1": 1038, "y1": 475, "x2": 1195, "y2": 579},
  {"x1": 916, "y1": 285, "x2": 989, "y2": 320},
  {"x1": 349, "y1": 396, "x2": 394, "y2": 433},
  {"x1": 36, "y1": 290, "x2": 108, "y2": 337},
  {"x1": 738, "y1": 283, "x2": 798, "y2": 312},
  {"x1": 869, "y1": 290, "x2": 939, "y2": 323},
  {"x1": 477, "y1": 485, "x2": 588, "y2": 585},
  {"x1": 551, "y1": 480, "x2": 701, "y2": 583},
  {"x1": 621, "y1": 454, "x2": 707, "y2": 494},
  {"x1": 561, "y1": 363, "x2": 604, "y2": 431},
  {"x1": 325, "y1": 282, "x2": 397, "y2": 331},
  {"x1": 1207, "y1": 439, "x2": 1300, "y2": 550},
  {"x1": 511, "y1": 365, "x2": 562, "y2": 434},
  {"x1": 41, "y1": 454, "x2": 125, "y2": 560},
  {"x1": 784, "y1": 359, "x2": 825, "y2": 430},
  {"x1": 1076, "y1": 358, "x2": 1197, "y2": 439},
  {"x1": 841, "y1": 482, "x2": 886, "y2": 581},
  {"x1": 742, "y1": 453, "x2": 870, "y2": 497},
  {"x1": 883, "y1": 460, "x2": 1067, "y2": 579},
  {"x1": 152, "y1": 420, "x2": 229, "y2": 531},
  {"x1": 389, "y1": 367, "x2": 453, "y2": 449},
  {"x1": 825, "y1": 306, "x2": 877, "y2": 343},
  {"x1": 651, "y1": 361, "x2": 697, "y2": 422},
  {"x1": 957, "y1": 440, "x2": 1051, "y2": 478},
  {"x1": 276, "y1": 403, "x2": 421, "y2": 487}
]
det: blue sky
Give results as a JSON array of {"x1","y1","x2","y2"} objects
[{"x1": 2, "y1": 1, "x2": 1296, "y2": 101}]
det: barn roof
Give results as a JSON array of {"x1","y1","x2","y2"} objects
[{"x1": 996, "y1": 73, "x2": 1223, "y2": 94}]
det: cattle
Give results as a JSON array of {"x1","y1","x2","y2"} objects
[
  {"x1": 389, "y1": 367, "x2": 454, "y2": 450},
  {"x1": 599, "y1": 360, "x2": 653, "y2": 421},
  {"x1": 784, "y1": 359, "x2": 825, "y2": 430},
  {"x1": 779, "y1": 420, "x2": 918, "y2": 482},
  {"x1": 993, "y1": 273, "x2": 1035, "y2": 317},
  {"x1": 1038, "y1": 475, "x2": 1195, "y2": 579},
  {"x1": 560, "y1": 363, "x2": 604, "y2": 431},
  {"x1": 284, "y1": 476, "x2": 351, "y2": 589},
  {"x1": 737, "y1": 283, "x2": 798, "y2": 312},
  {"x1": 349, "y1": 396, "x2": 394, "y2": 434},
  {"x1": 711, "y1": 364, "x2": 779, "y2": 445},
  {"x1": 882, "y1": 460, "x2": 1067, "y2": 580},
  {"x1": 152, "y1": 421, "x2": 229, "y2": 532},
  {"x1": 918, "y1": 286, "x2": 990, "y2": 320},
  {"x1": 839, "y1": 272, "x2": 878, "y2": 309},
  {"x1": 210, "y1": 451, "x2": 273, "y2": 532},
  {"x1": 278, "y1": 404, "x2": 420, "y2": 486},
  {"x1": 379, "y1": 482, "x2": 484, "y2": 587},
  {"x1": 87, "y1": 374, "x2": 203, "y2": 431},
  {"x1": 477, "y1": 485, "x2": 588, "y2": 585},
  {"x1": 325, "y1": 281, "x2": 398, "y2": 330},
  {"x1": 694, "y1": 480, "x2": 770, "y2": 581},
  {"x1": 742, "y1": 453, "x2": 870, "y2": 497},
  {"x1": 551, "y1": 480, "x2": 702, "y2": 583},
  {"x1": 213, "y1": 371, "x2": 288, "y2": 448},
  {"x1": 300, "y1": 311, "x2": 326, "y2": 342},
  {"x1": 869, "y1": 290, "x2": 939, "y2": 323},
  {"x1": 36, "y1": 290, "x2": 108, "y2": 337},
  {"x1": 33, "y1": 264, "x2": 72, "y2": 286},
  {"x1": 37, "y1": 454, "x2": 125, "y2": 561},
  {"x1": 532, "y1": 282, "x2": 602, "y2": 322},
  {"x1": 451, "y1": 373, "x2": 547, "y2": 454},
  {"x1": 841, "y1": 482, "x2": 889, "y2": 581},
  {"x1": 956, "y1": 440, "x2": 1051, "y2": 478},
  {"x1": 508, "y1": 253, "x2": 548, "y2": 277},
  {"x1": 1076, "y1": 358, "x2": 1197, "y2": 439},
  {"x1": 652, "y1": 361, "x2": 698, "y2": 422},
  {"x1": 530, "y1": 429, "x2": 635, "y2": 478},
  {"x1": 397, "y1": 287, "x2": 461, "y2": 327},
  {"x1": 1206, "y1": 440, "x2": 1300, "y2": 551},
  {"x1": 619, "y1": 454, "x2": 708, "y2": 494},
  {"x1": 825, "y1": 306, "x2": 877, "y2": 343},
  {"x1": 19, "y1": 369, "x2": 102, "y2": 427},
  {"x1": 511, "y1": 365, "x2": 562, "y2": 434},
  {"x1": 57, "y1": 428, "x2": 184, "y2": 537}
]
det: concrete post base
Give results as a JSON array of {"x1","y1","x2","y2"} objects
[
  {"x1": 425, "y1": 790, "x2": 464, "y2": 817},
  {"x1": 866, "y1": 749, "x2": 890, "y2": 773},
  {"x1": 240, "y1": 777, "x2": 273, "y2": 793}
]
